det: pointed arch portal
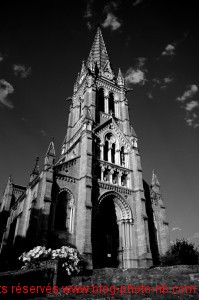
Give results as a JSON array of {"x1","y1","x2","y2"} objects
[{"x1": 92, "y1": 191, "x2": 134, "y2": 268}]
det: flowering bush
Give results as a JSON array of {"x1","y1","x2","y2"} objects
[{"x1": 19, "y1": 245, "x2": 83, "y2": 275}]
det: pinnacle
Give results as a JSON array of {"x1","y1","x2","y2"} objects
[
  {"x1": 87, "y1": 27, "x2": 110, "y2": 71},
  {"x1": 32, "y1": 156, "x2": 40, "y2": 175},
  {"x1": 151, "y1": 169, "x2": 160, "y2": 187},
  {"x1": 46, "y1": 139, "x2": 56, "y2": 157}
]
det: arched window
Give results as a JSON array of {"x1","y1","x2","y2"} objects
[
  {"x1": 95, "y1": 137, "x2": 101, "y2": 159},
  {"x1": 109, "y1": 93, "x2": 114, "y2": 115},
  {"x1": 54, "y1": 191, "x2": 74, "y2": 232},
  {"x1": 120, "y1": 146, "x2": 125, "y2": 167},
  {"x1": 97, "y1": 88, "x2": 104, "y2": 112},
  {"x1": 104, "y1": 140, "x2": 108, "y2": 161},
  {"x1": 111, "y1": 143, "x2": 115, "y2": 163}
]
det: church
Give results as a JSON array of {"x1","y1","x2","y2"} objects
[{"x1": 0, "y1": 28, "x2": 169, "y2": 270}]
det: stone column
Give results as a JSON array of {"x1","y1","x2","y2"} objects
[
  {"x1": 100, "y1": 143, "x2": 104, "y2": 160},
  {"x1": 101, "y1": 165, "x2": 105, "y2": 181},
  {"x1": 104, "y1": 91, "x2": 109, "y2": 114},
  {"x1": 118, "y1": 170, "x2": 122, "y2": 186},
  {"x1": 108, "y1": 142, "x2": 112, "y2": 162},
  {"x1": 116, "y1": 149, "x2": 120, "y2": 165},
  {"x1": 109, "y1": 168, "x2": 114, "y2": 184}
]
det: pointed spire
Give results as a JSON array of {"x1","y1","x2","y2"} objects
[
  {"x1": 7, "y1": 175, "x2": 13, "y2": 185},
  {"x1": 30, "y1": 157, "x2": 40, "y2": 182},
  {"x1": 87, "y1": 27, "x2": 110, "y2": 71},
  {"x1": 46, "y1": 138, "x2": 56, "y2": 157},
  {"x1": 32, "y1": 157, "x2": 40, "y2": 175},
  {"x1": 80, "y1": 60, "x2": 86, "y2": 75},
  {"x1": 151, "y1": 170, "x2": 160, "y2": 187},
  {"x1": 44, "y1": 139, "x2": 56, "y2": 169},
  {"x1": 117, "y1": 68, "x2": 125, "y2": 86}
]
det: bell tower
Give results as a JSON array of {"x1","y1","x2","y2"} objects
[
  {"x1": 52, "y1": 27, "x2": 169, "y2": 269},
  {"x1": 0, "y1": 28, "x2": 170, "y2": 269}
]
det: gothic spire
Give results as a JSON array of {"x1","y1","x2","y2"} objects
[
  {"x1": 151, "y1": 169, "x2": 160, "y2": 187},
  {"x1": 46, "y1": 139, "x2": 56, "y2": 157},
  {"x1": 30, "y1": 157, "x2": 40, "y2": 182},
  {"x1": 87, "y1": 27, "x2": 110, "y2": 71},
  {"x1": 32, "y1": 157, "x2": 40, "y2": 175},
  {"x1": 117, "y1": 68, "x2": 125, "y2": 86}
]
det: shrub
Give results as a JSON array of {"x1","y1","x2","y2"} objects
[
  {"x1": 19, "y1": 245, "x2": 83, "y2": 275},
  {"x1": 160, "y1": 239, "x2": 199, "y2": 266}
]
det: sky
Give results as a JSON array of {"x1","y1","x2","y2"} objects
[{"x1": 0, "y1": 0, "x2": 199, "y2": 247}]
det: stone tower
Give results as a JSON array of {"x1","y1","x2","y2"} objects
[{"x1": 0, "y1": 28, "x2": 169, "y2": 270}]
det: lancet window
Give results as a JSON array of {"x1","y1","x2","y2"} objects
[
  {"x1": 109, "y1": 92, "x2": 115, "y2": 115},
  {"x1": 97, "y1": 88, "x2": 104, "y2": 112}
]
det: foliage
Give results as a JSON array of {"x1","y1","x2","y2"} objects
[
  {"x1": 19, "y1": 245, "x2": 83, "y2": 275},
  {"x1": 160, "y1": 239, "x2": 199, "y2": 266}
]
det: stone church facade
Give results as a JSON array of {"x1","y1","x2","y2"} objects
[{"x1": 0, "y1": 28, "x2": 169, "y2": 270}]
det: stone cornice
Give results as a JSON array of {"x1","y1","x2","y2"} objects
[
  {"x1": 55, "y1": 174, "x2": 77, "y2": 183},
  {"x1": 98, "y1": 181, "x2": 133, "y2": 195}
]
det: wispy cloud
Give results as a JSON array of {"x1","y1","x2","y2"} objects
[
  {"x1": 40, "y1": 130, "x2": 48, "y2": 137},
  {"x1": 177, "y1": 85, "x2": 198, "y2": 102},
  {"x1": 125, "y1": 69, "x2": 146, "y2": 85},
  {"x1": 102, "y1": 2, "x2": 121, "y2": 31},
  {"x1": 177, "y1": 85, "x2": 199, "y2": 128},
  {"x1": 0, "y1": 79, "x2": 14, "y2": 109},
  {"x1": 102, "y1": 12, "x2": 121, "y2": 31},
  {"x1": 172, "y1": 227, "x2": 182, "y2": 231},
  {"x1": 188, "y1": 232, "x2": 199, "y2": 240},
  {"x1": 185, "y1": 113, "x2": 199, "y2": 128},
  {"x1": 125, "y1": 57, "x2": 147, "y2": 85},
  {"x1": 84, "y1": 0, "x2": 94, "y2": 19},
  {"x1": 160, "y1": 76, "x2": 174, "y2": 89},
  {"x1": 162, "y1": 44, "x2": 175, "y2": 56},
  {"x1": 184, "y1": 100, "x2": 199, "y2": 112},
  {"x1": 193, "y1": 233, "x2": 199, "y2": 239},
  {"x1": 13, "y1": 64, "x2": 32, "y2": 78},
  {"x1": 0, "y1": 53, "x2": 3, "y2": 62},
  {"x1": 147, "y1": 92, "x2": 154, "y2": 99},
  {"x1": 133, "y1": 0, "x2": 143, "y2": 6}
]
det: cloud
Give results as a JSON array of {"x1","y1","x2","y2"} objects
[
  {"x1": 102, "y1": 12, "x2": 121, "y2": 31},
  {"x1": 40, "y1": 130, "x2": 48, "y2": 137},
  {"x1": 84, "y1": 0, "x2": 94, "y2": 19},
  {"x1": 160, "y1": 76, "x2": 174, "y2": 89},
  {"x1": 0, "y1": 79, "x2": 14, "y2": 109},
  {"x1": 13, "y1": 64, "x2": 32, "y2": 78},
  {"x1": 185, "y1": 113, "x2": 199, "y2": 128},
  {"x1": 189, "y1": 233, "x2": 199, "y2": 240},
  {"x1": 177, "y1": 85, "x2": 198, "y2": 102},
  {"x1": 162, "y1": 44, "x2": 175, "y2": 56},
  {"x1": 147, "y1": 92, "x2": 154, "y2": 99},
  {"x1": 125, "y1": 57, "x2": 147, "y2": 86},
  {"x1": 0, "y1": 53, "x2": 3, "y2": 62},
  {"x1": 193, "y1": 233, "x2": 199, "y2": 239},
  {"x1": 164, "y1": 76, "x2": 173, "y2": 84},
  {"x1": 125, "y1": 68, "x2": 146, "y2": 85},
  {"x1": 177, "y1": 85, "x2": 199, "y2": 128},
  {"x1": 133, "y1": 0, "x2": 143, "y2": 6},
  {"x1": 184, "y1": 100, "x2": 199, "y2": 112},
  {"x1": 172, "y1": 227, "x2": 182, "y2": 231}
]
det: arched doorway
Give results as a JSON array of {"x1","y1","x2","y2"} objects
[
  {"x1": 92, "y1": 192, "x2": 133, "y2": 268},
  {"x1": 93, "y1": 196, "x2": 119, "y2": 268}
]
